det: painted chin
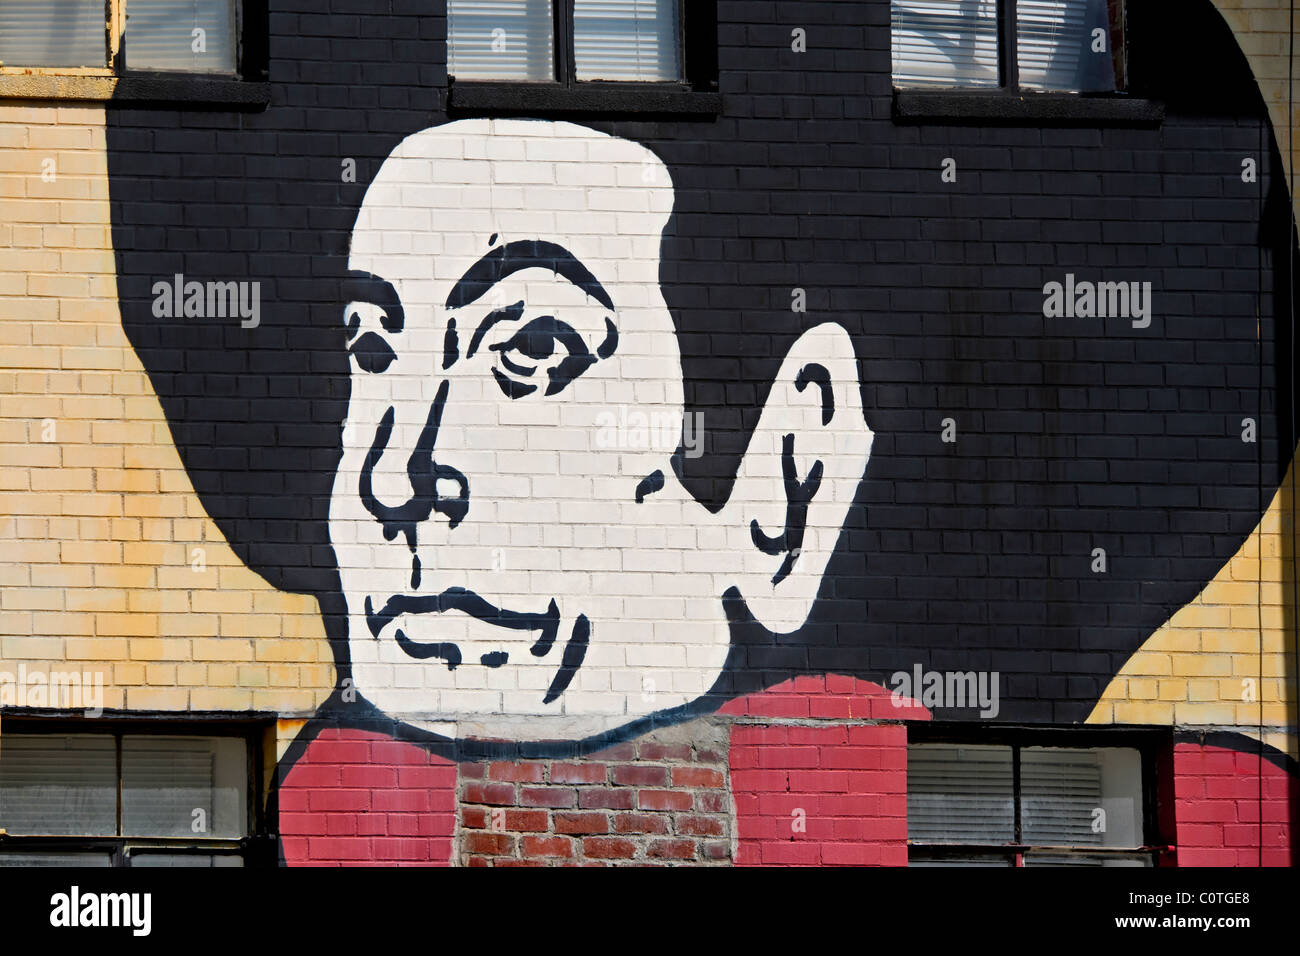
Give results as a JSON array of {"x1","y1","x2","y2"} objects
[{"x1": 358, "y1": 588, "x2": 591, "y2": 706}]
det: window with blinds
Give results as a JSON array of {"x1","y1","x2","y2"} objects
[
  {"x1": 907, "y1": 739, "x2": 1153, "y2": 866},
  {"x1": 448, "y1": 0, "x2": 684, "y2": 85},
  {"x1": 891, "y1": 0, "x2": 1125, "y2": 93},
  {"x1": 448, "y1": 0, "x2": 556, "y2": 82},
  {"x1": 0, "y1": 0, "x2": 241, "y2": 75},
  {"x1": 0, "y1": 729, "x2": 253, "y2": 867},
  {"x1": 123, "y1": 0, "x2": 238, "y2": 74},
  {"x1": 0, "y1": 0, "x2": 107, "y2": 68}
]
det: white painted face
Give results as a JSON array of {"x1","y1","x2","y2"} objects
[{"x1": 332, "y1": 119, "x2": 873, "y2": 743}]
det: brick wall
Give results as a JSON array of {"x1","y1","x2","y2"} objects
[
  {"x1": 458, "y1": 722, "x2": 734, "y2": 866},
  {"x1": 1169, "y1": 740, "x2": 1296, "y2": 866},
  {"x1": 0, "y1": 0, "x2": 1298, "y2": 867}
]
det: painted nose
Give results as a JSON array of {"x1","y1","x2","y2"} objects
[{"x1": 358, "y1": 379, "x2": 470, "y2": 547}]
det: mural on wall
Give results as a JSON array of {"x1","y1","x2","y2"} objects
[
  {"x1": 87, "y1": 0, "x2": 1298, "y2": 760},
  {"x1": 334, "y1": 120, "x2": 871, "y2": 743}
]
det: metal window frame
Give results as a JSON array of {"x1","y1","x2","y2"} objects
[
  {"x1": 905, "y1": 723, "x2": 1172, "y2": 867},
  {"x1": 893, "y1": 0, "x2": 1160, "y2": 125},
  {"x1": 0, "y1": 0, "x2": 270, "y2": 106},
  {"x1": 448, "y1": 0, "x2": 720, "y2": 117},
  {"x1": 0, "y1": 715, "x2": 274, "y2": 868}
]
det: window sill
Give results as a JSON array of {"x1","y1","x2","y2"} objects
[
  {"x1": 448, "y1": 79, "x2": 721, "y2": 118},
  {"x1": 0, "y1": 72, "x2": 270, "y2": 109},
  {"x1": 893, "y1": 90, "x2": 1164, "y2": 126}
]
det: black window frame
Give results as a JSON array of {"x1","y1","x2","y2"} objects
[
  {"x1": 0, "y1": 715, "x2": 277, "y2": 868},
  {"x1": 447, "y1": 0, "x2": 720, "y2": 118},
  {"x1": 892, "y1": 0, "x2": 1163, "y2": 125},
  {"x1": 906, "y1": 723, "x2": 1172, "y2": 867},
  {"x1": 0, "y1": 0, "x2": 269, "y2": 108}
]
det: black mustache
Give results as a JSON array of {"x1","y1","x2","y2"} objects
[{"x1": 365, "y1": 587, "x2": 560, "y2": 658}]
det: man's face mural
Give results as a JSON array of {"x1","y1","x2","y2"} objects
[{"x1": 332, "y1": 119, "x2": 871, "y2": 742}]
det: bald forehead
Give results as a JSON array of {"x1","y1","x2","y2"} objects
[{"x1": 349, "y1": 119, "x2": 675, "y2": 284}]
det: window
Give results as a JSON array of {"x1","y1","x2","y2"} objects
[
  {"x1": 907, "y1": 732, "x2": 1164, "y2": 866},
  {"x1": 0, "y1": 723, "x2": 268, "y2": 867},
  {"x1": 890, "y1": 0, "x2": 1159, "y2": 122},
  {"x1": 0, "y1": 0, "x2": 268, "y2": 105},
  {"x1": 892, "y1": 0, "x2": 1125, "y2": 92},
  {"x1": 447, "y1": 0, "x2": 720, "y2": 115}
]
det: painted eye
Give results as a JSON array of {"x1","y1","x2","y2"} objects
[{"x1": 489, "y1": 316, "x2": 596, "y2": 398}]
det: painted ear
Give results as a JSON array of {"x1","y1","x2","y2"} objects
[{"x1": 724, "y1": 323, "x2": 872, "y2": 634}]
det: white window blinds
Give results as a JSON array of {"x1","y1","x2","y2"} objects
[
  {"x1": 573, "y1": 0, "x2": 681, "y2": 82},
  {"x1": 1016, "y1": 0, "x2": 1117, "y2": 91},
  {"x1": 124, "y1": 0, "x2": 238, "y2": 74},
  {"x1": 907, "y1": 743, "x2": 1015, "y2": 843},
  {"x1": 0, "y1": 0, "x2": 107, "y2": 68},
  {"x1": 121, "y1": 736, "x2": 248, "y2": 839},
  {"x1": 891, "y1": 0, "x2": 1001, "y2": 89},
  {"x1": 448, "y1": 0, "x2": 555, "y2": 82},
  {"x1": 0, "y1": 734, "x2": 117, "y2": 836}
]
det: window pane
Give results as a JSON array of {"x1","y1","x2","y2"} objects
[
  {"x1": 1021, "y1": 746, "x2": 1142, "y2": 847},
  {"x1": 891, "y1": 0, "x2": 1000, "y2": 89},
  {"x1": 0, "y1": 850, "x2": 114, "y2": 866},
  {"x1": 0, "y1": 734, "x2": 117, "y2": 836},
  {"x1": 907, "y1": 743, "x2": 1014, "y2": 843},
  {"x1": 574, "y1": 0, "x2": 681, "y2": 82},
  {"x1": 129, "y1": 851, "x2": 243, "y2": 867},
  {"x1": 1017, "y1": 0, "x2": 1120, "y2": 91},
  {"x1": 448, "y1": 0, "x2": 554, "y2": 82},
  {"x1": 0, "y1": 0, "x2": 106, "y2": 68},
  {"x1": 121, "y1": 736, "x2": 248, "y2": 839},
  {"x1": 124, "y1": 0, "x2": 237, "y2": 74}
]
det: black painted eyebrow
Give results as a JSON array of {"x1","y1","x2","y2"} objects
[
  {"x1": 444, "y1": 240, "x2": 615, "y2": 314},
  {"x1": 342, "y1": 270, "x2": 404, "y2": 334}
]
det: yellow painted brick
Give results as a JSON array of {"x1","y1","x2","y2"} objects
[
  {"x1": 1157, "y1": 679, "x2": 1189, "y2": 701},
  {"x1": 114, "y1": 662, "x2": 146, "y2": 685},
  {"x1": 59, "y1": 541, "x2": 121, "y2": 564},
  {"x1": 191, "y1": 688, "x2": 254, "y2": 711},
  {"x1": 126, "y1": 590, "x2": 189, "y2": 614},
  {"x1": 207, "y1": 663, "x2": 239, "y2": 685},
  {"x1": 92, "y1": 565, "x2": 155, "y2": 589},
  {"x1": 1110, "y1": 701, "x2": 1175, "y2": 724},
  {"x1": 65, "y1": 589, "x2": 127, "y2": 613},
  {"x1": 30, "y1": 612, "x2": 95, "y2": 636},
  {"x1": 145, "y1": 664, "x2": 176, "y2": 685},
  {"x1": 65, "y1": 638, "x2": 130, "y2": 661},
  {"x1": 157, "y1": 613, "x2": 216, "y2": 637},
  {"x1": 219, "y1": 614, "x2": 282, "y2": 639},
  {"x1": 1, "y1": 589, "x2": 62, "y2": 612},
  {"x1": 125, "y1": 687, "x2": 189, "y2": 710},
  {"x1": 1171, "y1": 654, "x2": 1234, "y2": 677},
  {"x1": 94, "y1": 613, "x2": 160, "y2": 639},
  {"x1": 192, "y1": 639, "x2": 253, "y2": 662},
  {"x1": 192, "y1": 591, "x2": 252, "y2": 614},
  {"x1": 0, "y1": 635, "x2": 62, "y2": 658},
  {"x1": 29, "y1": 564, "x2": 93, "y2": 588},
  {"x1": 298, "y1": 664, "x2": 336, "y2": 688},
  {"x1": 176, "y1": 663, "x2": 207, "y2": 685},
  {"x1": 1173, "y1": 702, "x2": 1237, "y2": 725}
]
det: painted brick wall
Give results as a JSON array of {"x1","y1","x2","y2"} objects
[
  {"x1": 1170, "y1": 740, "x2": 1296, "y2": 866},
  {"x1": 0, "y1": 0, "x2": 1298, "y2": 867}
]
